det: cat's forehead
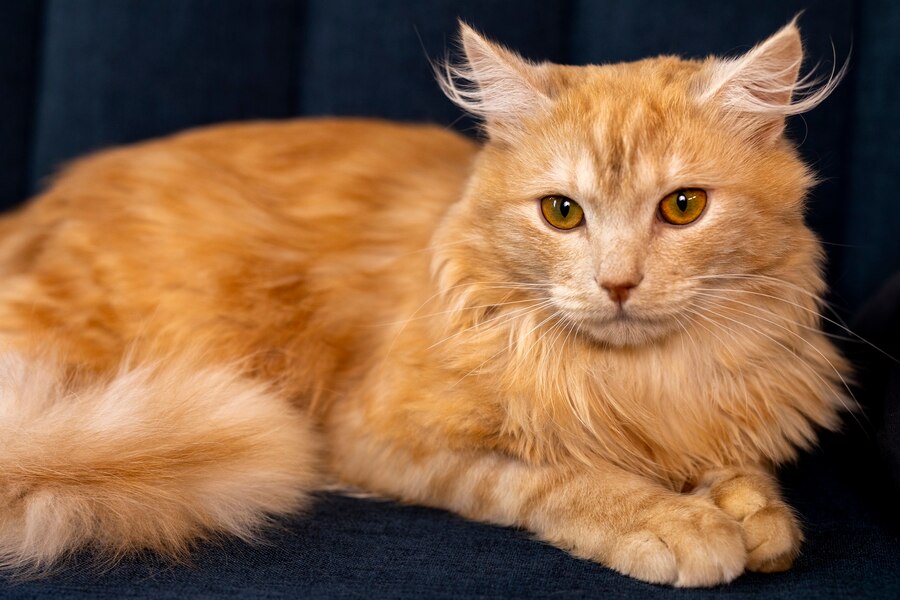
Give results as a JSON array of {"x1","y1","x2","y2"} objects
[
  {"x1": 535, "y1": 139, "x2": 680, "y2": 213},
  {"x1": 531, "y1": 58, "x2": 705, "y2": 204}
]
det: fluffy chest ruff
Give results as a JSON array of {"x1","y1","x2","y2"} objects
[{"x1": 357, "y1": 265, "x2": 851, "y2": 489}]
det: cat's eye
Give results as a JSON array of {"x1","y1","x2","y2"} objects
[
  {"x1": 540, "y1": 196, "x2": 584, "y2": 230},
  {"x1": 658, "y1": 189, "x2": 707, "y2": 225}
]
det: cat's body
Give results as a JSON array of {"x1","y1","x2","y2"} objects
[{"x1": 0, "y1": 22, "x2": 849, "y2": 587}]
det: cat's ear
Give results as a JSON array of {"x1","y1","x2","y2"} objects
[
  {"x1": 437, "y1": 23, "x2": 555, "y2": 142},
  {"x1": 698, "y1": 18, "x2": 845, "y2": 143}
]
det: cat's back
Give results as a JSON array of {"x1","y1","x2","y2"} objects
[
  {"x1": 169, "y1": 118, "x2": 477, "y2": 206},
  {"x1": 0, "y1": 118, "x2": 478, "y2": 371},
  {"x1": 22, "y1": 118, "x2": 474, "y2": 223},
  {"x1": 1, "y1": 117, "x2": 477, "y2": 269}
]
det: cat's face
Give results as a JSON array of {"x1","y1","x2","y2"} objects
[{"x1": 436, "y1": 22, "x2": 835, "y2": 347}]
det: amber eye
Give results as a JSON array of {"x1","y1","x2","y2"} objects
[
  {"x1": 658, "y1": 189, "x2": 707, "y2": 225},
  {"x1": 540, "y1": 196, "x2": 584, "y2": 230}
]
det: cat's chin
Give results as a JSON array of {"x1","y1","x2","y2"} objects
[{"x1": 577, "y1": 314, "x2": 677, "y2": 348}]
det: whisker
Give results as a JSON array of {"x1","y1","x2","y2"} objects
[
  {"x1": 694, "y1": 295, "x2": 857, "y2": 397},
  {"x1": 521, "y1": 311, "x2": 568, "y2": 363},
  {"x1": 671, "y1": 313, "x2": 692, "y2": 358},
  {"x1": 692, "y1": 297, "x2": 860, "y2": 425},
  {"x1": 686, "y1": 310, "x2": 783, "y2": 423},
  {"x1": 694, "y1": 285, "x2": 897, "y2": 363},
  {"x1": 688, "y1": 273, "x2": 844, "y2": 316},
  {"x1": 678, "y1": 308, "x2": 741, "y2": 364},
  {"x1": 426, "y1": 299, "x2": 556, "y2": 351},
  {"x1": 384, "y1": 279, "x2": 555, "y2": 355},
  {"x1": 679, "y1": 310, "x2": 757, "y2": 417},
  {"x1": 371, "y1": 297, "x2": 548, "y2": 327},
  {"x1": 449, "y1": 307, "x2": 562, "y2": 387},
  {"x1": 692, "y1": 289, "x2": 857, "y2": 343}
]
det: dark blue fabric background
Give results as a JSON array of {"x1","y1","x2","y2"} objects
[{"x1": 0, "y1": 0, "x2": 898, "y2": 597}]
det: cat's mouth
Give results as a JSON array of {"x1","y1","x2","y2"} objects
[
  {"x1": 573, "y1": 309, "x2": 677, "y2": 347},
  {"x1": 612, "y1": 308, "x2": 637, "y2": 322},
  {"x1": 593, "y1": 306, "x2": 661, "y2": 324},
  {"x1": 548, "y1": 295, "x2": 680, "y2": 347}
]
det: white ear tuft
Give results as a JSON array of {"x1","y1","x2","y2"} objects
[
  {"x1": 436, "y1": 22, "x2": 553, "y2": 142},
  {"x1": 699, "y1": 17, "x2": 848, "y2": 142}
]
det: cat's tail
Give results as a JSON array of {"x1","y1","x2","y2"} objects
[{"x1": 0, "y1": 349, "x2": 320, "y2": 577}]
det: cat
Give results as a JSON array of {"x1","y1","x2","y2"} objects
[{"x1": 0, "y1": 18, "x2": 850, "y2": 587}]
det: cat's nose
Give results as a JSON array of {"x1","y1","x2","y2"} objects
[{"x1": 599, "y1": 276, "x2": 643, "y2": 305}]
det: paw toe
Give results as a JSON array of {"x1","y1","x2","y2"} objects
[
  {"x1": 611, "y1": 530, "x2": 678, "y2": 585},
  {"x1": 743, "y1": 505, "x2": 801, "y2": 572}
]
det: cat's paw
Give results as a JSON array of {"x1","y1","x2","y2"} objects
[
  {"x1": 606, "y1": 497, "x2": 746, "y2": 587},
  {"x1": 707, "y1": 474, "x2": 802, "y2": 572}
]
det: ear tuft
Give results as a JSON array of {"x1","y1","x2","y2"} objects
[
  {"x1": 436, "y1": 22, "x2": 553, "y2": 141},
  {"x1": 699, "y1": 16, "x2": 848, "y2": 141}
]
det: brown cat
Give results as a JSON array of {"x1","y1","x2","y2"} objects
[{"x1": 0, "y1": 20, "x2": 850, "y2": 587}]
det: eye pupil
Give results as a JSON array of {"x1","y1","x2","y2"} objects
[
  {"x1": 676, "y1": 193, "x2": 688, "y2": 212},
  {"x1": 559, "y1": 200, "x2": 570, "y2": 218}
]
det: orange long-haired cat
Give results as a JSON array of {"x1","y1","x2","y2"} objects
[{"x1": 0, "y1": 20, "x2": 850, "y2": 587}]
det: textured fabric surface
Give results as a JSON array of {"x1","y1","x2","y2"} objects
[
  {"x1": 850, "y1": 271, "x2": 900, "y2": 495},
  {"x1": 844, "y1": 0, "x2": 900, "y2": 306},
  {"x1": 0, "y1": 1, "x2": 41, "y2": 211},
  {"x1": 0, "y1": 0, "x2": 899, "y2": 597}
]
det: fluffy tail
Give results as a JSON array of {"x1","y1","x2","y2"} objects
[{"x1": 0, "y1": 351, "x2": 320, "y2": 576}]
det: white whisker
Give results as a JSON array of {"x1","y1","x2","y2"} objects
[
  {"x1": 692, "y1": 281, "x2": 897, "y2": 363},
  {"x1": 692, "y1": 296, "x2": 859, "y2": 424},
  {"x1": 693, "y1": 289, "x2": 857, "y2": 343},
  {"x1": 426, "y1": 299, "x2": 556, "y2": 351}
]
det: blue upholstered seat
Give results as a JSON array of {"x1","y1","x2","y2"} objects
[{"x1": 0, "y1": 1, "x2": 898, "y2": 597}]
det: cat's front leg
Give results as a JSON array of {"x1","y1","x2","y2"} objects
[
  {"x1": 329, "y1": 411, "x2": 747, "y2": 587},
  {"x1": 527, "y1": 465, "x2": 749, "y2": 587},
  {"x1": 695, "y1": 467, "x2": 802, "y2": 573}
]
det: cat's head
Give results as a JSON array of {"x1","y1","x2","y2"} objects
[{"x1": 433, "y1": 19, "x2": 844, "y2": 348}]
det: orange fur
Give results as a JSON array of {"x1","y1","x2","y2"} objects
[{"x1": 0, "y1": 21, "x2": 849, "y2": 586}]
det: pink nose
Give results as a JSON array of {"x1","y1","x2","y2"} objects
[{"x1": 599, "y1": 278, "x2": 642, "y2": 305}]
